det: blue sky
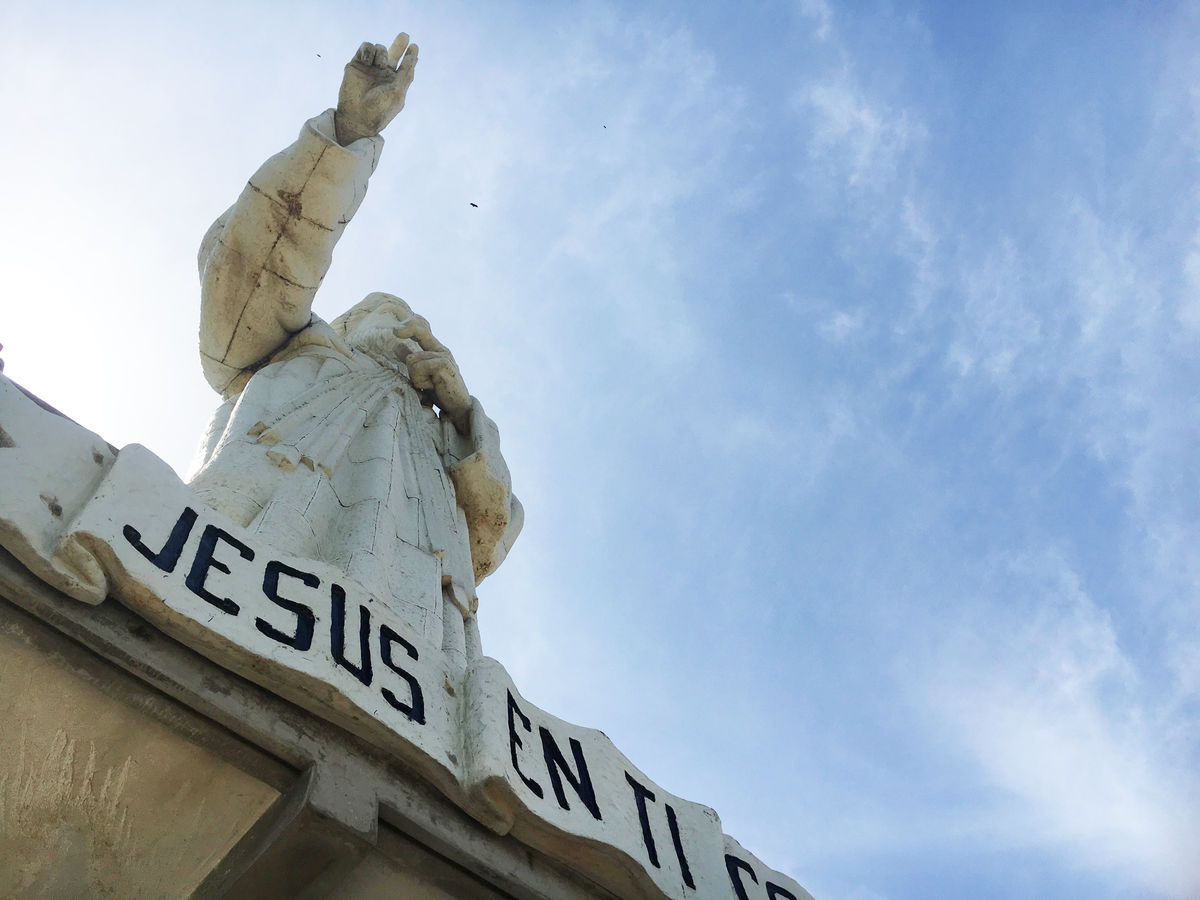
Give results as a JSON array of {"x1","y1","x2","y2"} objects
[{"x1": 2, "y1": 1, "x2": 1198, "y2": 897}]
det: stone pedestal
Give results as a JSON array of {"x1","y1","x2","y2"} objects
[
  {"x1": 0, "y1": 376, "x2": 811, "y2": 899},
  {"x1": 0, "y1": 544, "x2": 608, "y2": 899}
]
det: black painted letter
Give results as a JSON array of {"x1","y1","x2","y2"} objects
[
  {"x1": 540, "y1": 727, "x2": 602, "y2": 821},
  {"x1": 379, "y1": 624, "x2": 425, "y2": 725},
  {"x1": 766, "y1": 883, "x2": 799, "y2": 900},
  {"x1": 624, "y1": 772, "x2": 659, "y2": 867},
  {"x1": 185, "y1": 523, "x2": 252, "y2": 615},
  {"x1": 330, "y1": 583, "x2": 372, "y2": 686},
  {"x1": 257, "y1": 560, "x2": 317, "y2": 650},
  {"x1": 725, "y1": 854, "x2": 759, "y2": 900},
  {"x1": 124, "y1": 506, "x2": 197, "y2": 573},
  {"x1": 506, "y1": 690, "x2": 543, "y2": 799},
  {"x1": 665, "y1": 803, "x2": 696, "y2": 889}
]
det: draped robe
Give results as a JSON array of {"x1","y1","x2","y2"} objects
[{"x1": 187, "y1": 110, "x2": 521, "y2": 652}]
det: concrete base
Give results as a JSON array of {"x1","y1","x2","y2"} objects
[{"x1": 0, "y1": 544, "x2": 614, "y2": 898}]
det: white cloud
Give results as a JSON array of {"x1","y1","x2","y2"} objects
[
  {"x1": 797, "y1": 0, "x2": 834, "y2": 42},
  {"x1": 1179, "y1": 234, "x2": 1200, "y2": 332},
  {"x1": 775, "y1": 8, "x2": 1200, "y2": 896},
  {"x1": 3, "y1": 3, "x2": 1197, "y2": 897},
  {"x1": 818, "y1": 308, "x2": 866, "y2": 342},
  {"x1": 785, "y1": 12, "x2": 939, "y2": 337},
  {"x1": 945, "y1": 235, "x2": 1045, "y2": 384},
  {"x1": 922, "y1": 552, "x2": 1200, "y2": 897},
  {"x1": 799, "y1": 77, "x2": 924, "y2": 194}
]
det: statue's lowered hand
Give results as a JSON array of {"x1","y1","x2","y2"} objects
[
  {"x1": 393, "y1": 315, "x2": 472, "y2": 433},
  {"x1": 335, "y1": 33, "x2": 418, "y2": 146},
  {"x1": 406, "y1": 350, "x2": 472, "y2": 433}
]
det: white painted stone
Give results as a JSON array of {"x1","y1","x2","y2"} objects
[
  {"x1": 0, "y1": 619, "x2": 280, "y2": 897},
  {"x1": 0, "y1": 33, "x2": 814, "y2": 899},
  {"x1": 190, "y1": 108, "x2": 521, "y2": 660},
  {"x1": 0, "y1": 376, "x2": 813, "y2": 897},
  {"x1": 68, "y1": 442, "x2": 464, "y2": 802},
  {"x1": 465, "y1": 657, "x2": 733, "y2": 898},
  {"x1": 722, "y1": 836, "x2": 815, "y2": 900},
  {"x1": 0, "y1": 377, "x2": 115, "y2": 604}
]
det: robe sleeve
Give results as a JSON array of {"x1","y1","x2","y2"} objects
[
  {"x1": 198, "y1": 110, "x2": 384, "y2": 396},
  {"x1": 445, "y1": 398, "x2": 524, "y2": 586}
]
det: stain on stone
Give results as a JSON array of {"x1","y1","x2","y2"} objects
[
  {"x1": 0, "y1": 425, "x2": 13, "y2": 448},
  {"x1": 92, "y1": 449, "x2": 105, "y2": 465},
  {"x1": 39, "y1": 493, "x2": 62, "y2": 517},
  {"x1": 442, "y1": 677, "x2": 456, "y2": 698},
  {"x1": 277, "y1": 189, "x2": 303, "y2": 218},
  {"x1": 201, "y1": 676, "x2": 232, "y2": 696},
  {"x1": 127, "y1": 621, "x2": 155, "y2": 642},
  {"x1": 446, "y1": 751, "x2": 458, "y2": 765}
]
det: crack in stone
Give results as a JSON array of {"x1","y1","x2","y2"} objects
[{"x1": 218, "y1": 142, "x2": 332, "y2": 367}]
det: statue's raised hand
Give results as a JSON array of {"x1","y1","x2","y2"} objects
[{"x1": 335, "y1": 33, "x2": 418, "y2": 146}]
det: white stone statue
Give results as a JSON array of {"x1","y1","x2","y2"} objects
[
  {"x1": 187, "y1": 35, "x2": 522, "y2": 672},
  {"x1": 0, "y1": 35, "x2": 812, "y2": 897}
]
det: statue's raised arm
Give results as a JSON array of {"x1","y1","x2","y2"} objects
[
  {"x1": 198, "y1": 34, "x2": 418, "y2": 396},
  {"x1": 189, "y1": 34, "x2": 521, "y2": 667}
]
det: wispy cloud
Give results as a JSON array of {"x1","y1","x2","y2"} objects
[
  {"x1": 778, "y1": 4, "x2": 1200, "y2": 896},
  {"x1": 800, "y1": 76, "x2": 925, "y2": 195},
  {"x1": 3, "y1": 3, "x2": 1197, "y2": 897},
  {"x1": 922, "y1": 551, "x2": 1200, "y2": 896}
]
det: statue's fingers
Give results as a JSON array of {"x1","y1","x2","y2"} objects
[
  {"x1": 400, "y1": 42, "x2": 419, "y2": 74},
  {"x1": 393, "y1": 313, "x2": 426, "y2": 330},
  {"x1": 404, "y1": 352, "x2": 438, "y2": 389},
  {"x1": 431, "y1": 368, "x2": 471, "y2": 416},
  {"x1": 393, "y1": 338, "x2": 416, "y2": 360},
  {"x1": 405, "y1": 350, "x2": 454, "y2": 372},
  {"x1": 392, "y1": 315, "x2": 429, "y2": 341},
  {"x1": 422, "y1": 331, "x2": 448, "y2": 354},
  {"x1": 433, "y1": 367, "x2": 468, "y2": 396},
  {"x1": 354, "y1": 42, "x2": 374, "y2": 64},
  {"x1": 371, "y1": 43, "x2": 390, "y2": 67},
  {"x1": 394, "y1": 317, "x2": 444, "y2": 352},
  {"x1": 387, "y1": 32, "x2": 410, "y2": 68},
  {"x1": 392, "y1": 42, "x2": 418, "y2": 88}
]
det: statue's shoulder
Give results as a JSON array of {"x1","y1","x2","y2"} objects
[
  {"x1": 217, "y1": 317, "x2": 357, "y2": 399},
  {"x1": 268, "y1": 317, "x2": 356, "y2": 367}
]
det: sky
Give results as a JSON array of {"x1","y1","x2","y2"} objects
[{"x1": 2, "y1": 1, "x2": 1198, "y2": 897}]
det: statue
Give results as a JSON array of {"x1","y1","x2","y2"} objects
[
  {"x1": 0, "y1": 33, "x2": 813, "y2": 897},
  {"x1": 186, "y1": 35, "x2": 522, "y2": 672}
]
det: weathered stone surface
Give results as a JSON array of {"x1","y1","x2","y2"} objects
[
  {"x1": 0, "y1": 549, "x2": 605, "y2": 899},
  {"x1": 0, "y1": 604, "x2": 279, "y2": 896},
  {"x1": 0, "y1": 29, "x2": 812, "y2": 899},
  {"x1": 0, "y1": 376, "x2": 115, "y2": 604},
  {"x1": 0, "y1": 376, "x2": 811, "y2": 897},
  {"x1": 191, "y1": 108, "x2": 521, "y2": 673}
]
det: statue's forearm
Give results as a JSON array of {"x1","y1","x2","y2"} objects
[
  {"x1": 198, "y1": 110, "x2": 384, "y2": 394},
  {"x1": 444, "y1": 398, "x2": 522, "y2": 584}
]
